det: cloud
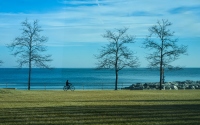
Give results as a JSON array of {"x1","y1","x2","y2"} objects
[
  {"x1": 128, "y1": 11, "x2": 162, "y2": 17},
  {"x1": 1, "y1": 0, "x2": 200, "y2": 46},
  {"x1": 169, "y1": 5, "x2": 200, "y2": 14},
  {"x1": 0, "y1": 0, "x2": 200, "y2": 68}
]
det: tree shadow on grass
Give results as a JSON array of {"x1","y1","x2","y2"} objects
[
  {"x1": 1, "y1": 99, "x2": 200, "y2": 103},
  {"x1": 0, "y1": 104, "x2": 200, "y2": 125},
  {"x1": 72, "y1": 99, "x2": 200, "y2": 103}
]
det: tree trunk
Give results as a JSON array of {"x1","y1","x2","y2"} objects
[
  {"x1": 159, "y1": 66, "x2": 163, "y2": 90},
  {"x1": 28, "y1": 63, "x2": 31, "y2": 90},
  {"x1": 162, "y1": 68, "x2": 165, "y2": 85},
  {"x1": 159, "y1": 38, "x2": 164, "y2": 90},
  {"x1": 115, "y1": 70, "x2": 118, "y2": 90},
  {"x1": 160, "y1": 49, "x2": 163, "y2": 90},
  {"x1": 28, "y1": 49, "x2": 32, "y2": 90}
]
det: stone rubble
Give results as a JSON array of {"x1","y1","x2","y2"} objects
[{"x1": 121, "y1": 80, "x2": 200, "y2": 90}]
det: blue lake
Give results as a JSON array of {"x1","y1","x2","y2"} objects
[{"x1": 0, "y1": 68, "x2": 200, "y2": 90}]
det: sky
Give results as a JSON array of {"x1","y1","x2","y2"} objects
[{"x1": 0, "y1": 0, "x2": 200, "y2": 68}]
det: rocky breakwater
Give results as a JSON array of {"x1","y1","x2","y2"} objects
[{"x1": 121, "y1": 80, "x2": 200, "y2": 90}]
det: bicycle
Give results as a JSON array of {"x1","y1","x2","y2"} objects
[{"x1": 63, "y1": 84, "x2": 75, "y2": 91}]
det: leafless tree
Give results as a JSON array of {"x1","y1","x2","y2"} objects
[
  {"x1": 95, "y1": 28, "x2": 139, "y2": 90},
  {"x1": 143, "y1": 19, "x2": 187, "y2": 90},
  {"x1": 7, "y1": 19, "x2": 52, "y2": 90}
]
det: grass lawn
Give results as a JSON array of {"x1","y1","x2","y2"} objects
[{"x1": 0, "y1": 89, "x2": 200, "y2": 125}]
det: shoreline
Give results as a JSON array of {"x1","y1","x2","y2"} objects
[{"x1": 122, "y1": 80, "x2": 200, "y2": 90}]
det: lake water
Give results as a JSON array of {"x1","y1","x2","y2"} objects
[{"x1": 0, "y1": 68, "x2": 200, "y2": 90}]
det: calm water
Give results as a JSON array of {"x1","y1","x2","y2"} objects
[{"x1": 0, "y1": 68, "x2": 200, "y2": 90}]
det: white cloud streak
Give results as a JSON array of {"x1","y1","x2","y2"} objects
[
  {"x1": 0, "y1": 0, "x2": 200, "y2": 46},
  {"x1": 0, "y1": 0, "x2": 200, "y2": 67}
]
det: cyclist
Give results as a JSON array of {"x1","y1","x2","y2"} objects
[
  {"x1": 66, "y1": 80, "x2": 71, "y2": 89},
  {"x1": 64, "y1": 80, "x2": 75, "y2": 91}
]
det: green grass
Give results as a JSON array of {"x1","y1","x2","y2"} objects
[{"x1": 0, "y1": 89, "x2": 200, "y2": 125}]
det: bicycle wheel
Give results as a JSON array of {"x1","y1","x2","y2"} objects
[
  {"x1": 70, "y1": 86, "x2": 75, "y2": 91},
  {"x1": 63, "y1": 86, "x2": 68, "y2": 91}
]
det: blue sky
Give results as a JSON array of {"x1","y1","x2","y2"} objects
[{"x1": 0, "y1": 0, "x2": 200, "y2": 68}]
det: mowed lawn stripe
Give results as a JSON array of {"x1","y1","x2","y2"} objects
[
  {"x1": 0, "y1": 105, "x2": 199, "y2": 125},
  {"x1": 0, "y1": 90, "x2": 200, "y2": 125}
]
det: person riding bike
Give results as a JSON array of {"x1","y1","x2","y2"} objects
[
  {"x1": 66, "y1": 80, "x2": 71, "y2": 89},
  {"x1": 64, "y1": 80, "x2": 75, "y2": 91}
]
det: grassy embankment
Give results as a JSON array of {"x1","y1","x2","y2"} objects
[{"x1": 0, "y1": 89, "x2": 200, "y2": 125}]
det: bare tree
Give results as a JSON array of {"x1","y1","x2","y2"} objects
[
  {"x1": 143, "y1": 19, "x2": 187, "y2": 90},
  {"x1": 95, "y1": 28, "x2": 139, "y2": 90},
  {"x1": 7, "y1": 19, "x2": 52, "y2": 90}
]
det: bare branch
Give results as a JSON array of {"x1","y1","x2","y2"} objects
[
  {"x1": 95, "y1": 27, "x2": 140, "y2": 90},
  {"x1": 143, "y1": 19, "x2": 188, "y2": 90},
  {"x1": 7, "y1": 19, "x2": 52, "y2": 90}
]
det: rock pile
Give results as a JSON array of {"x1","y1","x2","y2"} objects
[{"x1": 121, "y1": 80, "x2": 200, "y2": 90}]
